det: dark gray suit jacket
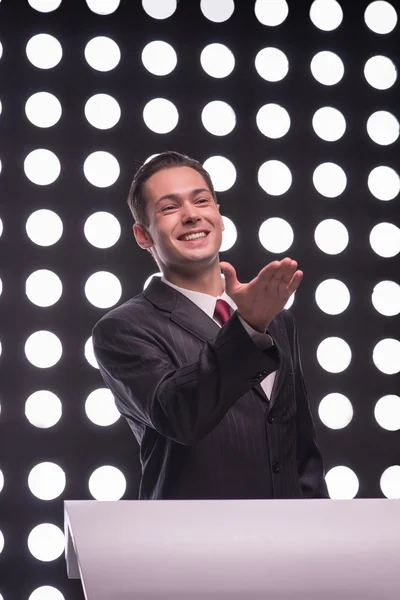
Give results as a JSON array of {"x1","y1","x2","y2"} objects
[{"x1": 92, "y1": 276, "x2": 328, "y2": 500}]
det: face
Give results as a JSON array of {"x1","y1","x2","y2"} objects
[{"x1": 133, "y1": 166, "x2": 224, "y2": 275}]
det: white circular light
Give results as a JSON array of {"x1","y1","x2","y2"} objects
[
  {"x1": 317, "y1": 337, "x2": 351, "y2": 373},
  {"x1": 24, "y1": 149, "x2": 61, "y2": 185},
  {"x1": 370, "y1": 223, "x2": 400, "y2": 257},
  {"x1": 28, "y1": 462, "x2": 66, "y2": 500},
  {"x1": 28, "y1": 0, "x2": 62, "y2": 11},
  {"x1": 84, "y1": 212, "x2": 121, "y2": 248},
  {"x1": 203, "y1": 156, "x2": 236, "y2": 192},
  {"x1": 373, "y1": 338, "x2": 400, "y2": 374},
  {"x1": 200, "y1": 43, "x2": 235, "y2": 78},
  {"x1": 258, "y1": 160, "x2": 292, "y2": 196},
  {"x1": 83, "y1": 151, "x2": 120, "y2": 187},
  {"x1": 367, "y1": 111, "x2": 399, "y2": 146},
  {"x1": 0, "y1": 470, "x2": 4, "y2": 493},
  {"x1": 310, "y1": 0, "x2": 343, "y2": 31},
  {"x1": 364, "y1": 1, "x2": 398, "y2": 34},
  {"x1": 143, "y1": 98, "x2": 179, "y2": 134},
  {"x1": 25, "y1": 390, "x2": 62, "y2": 428},
  {"x1": 318, "y1": 393, "x2": 353, "y2": 430},
  {"x1": 29, "y1": 587, "x2": 65, "y2": 600},
  {"x1": 375, "y1": 395, "x2": 400, "y2": 431},
  {"x1": 254, "y1": 0, "x2": 289, "y2": 26},
  {"x1": 380, "y1": 466, "x2": 400, "y2": 499},
  {"x1": 326, "y1": 466, "x2": 359, "y2": 499},
  {"x1": 368, "y1": 166, "x2": 400, "y2": 200},
  {"x1": 26, "y1": 270, "x2": 62, "y2": 307},
  {"x1": 312, "y1": 106, "x2": 346, "y2": 142},
  {"x1": 364, "y1": 55, "x2": 397, "y2": 89},
  {"x1": 372, "y1": 281, "x2": 400, "y2": 316},
  {"x1": 220, "y1": 216, "x2": 237, "y2": 252},
  {"x1": 256, "y1": 103, "x2": 291, "y2": 139},
  {"x1": 0, "y1": 41, "x2": 2, "y2": 60},
  {"x1": 313, "y1": 162, "x2": 347, "y2": 198},
  {"x1": 25, "y1": 92, "x2": 62, "y2": 128},
  {"x1": 84, "y1": 336, "x2": 99, "y2": 369},
  {"x1": 84, "y1": 37, "x2": 121, "y2": 72},
  {"x1": 310, "y1": 51, "x2": 344, "y2": 86},
  {"x1": 201, "y1": 101, "x2": 236, "y2": 136},
  {"x1": 26, "y1": 34, "x2": 62, "y2": 69},
  {"x1": 25, "y1": 331, "x2": 62, "y2": 368},
  {"x1": 85, "y1": 271, "x2": 122, "y2": 309},
  {"x1": 89, "y1": 466, "x2": 126, "y2": 500},
  {"x1": 0, "y1": 530, "x2": 3, "y2": 554},
  {"x1": 200, "y1": 0, "x2": 234, "y2": 22},
  {"x1": 85, "y1": 388, "x2": 120, "y2": 427},
  {"x1": 86, "y1": 0, "x2": 120, "y2": 15},
  {"x1": 255, "y1": 47, "x2": 289, "y2": 82},
  {"x1": 259, "y1": 218, "x2": 294, "y2": 253},
  {"x1": 315, "y1": 279, "x2": 350, "y2": 315},
  {"x1": 27, "y1": 524, "x2": 64, "y2": 562},
  {"x1": 142, "y1": 0, "x2": 177, "y2": 19},
  {"x1": 85, "y1": 94, "x2": 121, "y2": 130},
  {"x1": 26, "y1": 210, "x2": 63, "y2": 246},
  {"x1": 142, "y1": 41, "x2": 177, "y2": 76}
]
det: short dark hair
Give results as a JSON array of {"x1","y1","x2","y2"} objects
[{"x1": 127, "y1": 151, "x2": 217, "y2": 227}]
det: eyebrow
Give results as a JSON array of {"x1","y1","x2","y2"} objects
[{"x1": 154, "y1": 188, "x2": 212, "y2": 207}]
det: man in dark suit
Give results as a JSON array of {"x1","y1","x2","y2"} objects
[{"x1": 92, "y1": 151, "x2": 328, "y2": 500}]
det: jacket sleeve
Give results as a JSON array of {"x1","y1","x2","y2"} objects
[
  {"x1": 287, "y1": 310, "x2": 329, "y2": 499},
  {"x1": 92, "y1": 311, "x2": 280, "y2": 446}
]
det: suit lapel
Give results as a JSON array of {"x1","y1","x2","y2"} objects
[{"x1": 143, "y1": 277, "x2": 220, "y2": 343}]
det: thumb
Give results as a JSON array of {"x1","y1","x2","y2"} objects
[{"x1": 219, "y1": 261, "x2": 239, "y2": 294}]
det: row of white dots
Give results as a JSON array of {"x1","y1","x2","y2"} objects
[
  {"x1": 21, "y1": 1, "x2": 399, "y2": 36},
  {"x1": 2, "y1": 33, "x2": 396, "y2": 90},
  {"x1": 3, "y1": 92, "x2": 399, "y2": 146}
]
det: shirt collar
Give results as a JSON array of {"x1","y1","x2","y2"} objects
[{"x1": 160, "y1": 275, "x2": 237, "y2": 320}]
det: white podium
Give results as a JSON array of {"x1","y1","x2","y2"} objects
[{"x1": 64, "y1": 498, "x2": 400, "y2": 600}]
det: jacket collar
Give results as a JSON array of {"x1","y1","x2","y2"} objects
[{"x1": 143, "y1": 276, "x2": 220, "y2": 343}]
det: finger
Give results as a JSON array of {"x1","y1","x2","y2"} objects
[
  {"x1": 256, "y1": 260, "x2": 282, "y2": 285},
  {"x1": 286, "y1": 270, "x2": 303, "y2": 295},
  {"x1": 269, "y1": 258, "x2": 296, "y2": 290}
]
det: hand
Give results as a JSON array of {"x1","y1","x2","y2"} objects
[{"x1": 219, "y1": 258, "x2": 303, "y2": 332}]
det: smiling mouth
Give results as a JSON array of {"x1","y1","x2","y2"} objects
[{"x1": 178, "y1": 232, "x2": 210, "y2": 243}]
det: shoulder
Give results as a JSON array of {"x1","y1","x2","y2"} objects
[{"x1": 92, "y1": 292, "x2": 153, "y2": 336}]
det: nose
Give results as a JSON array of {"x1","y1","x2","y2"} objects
[{"x1": 182, "y1": 202, "x2": 200, "y2": 223}]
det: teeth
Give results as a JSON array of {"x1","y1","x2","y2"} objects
[{"x1": 182, "y1": 232, "x2": 207, "y2": 241}]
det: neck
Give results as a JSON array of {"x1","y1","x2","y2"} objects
[{"x1": 162, "y1": 263, "x2": 224, "y2": 296}]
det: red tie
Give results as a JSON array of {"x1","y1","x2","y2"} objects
[{"x1": 214, "y1": 299, "x2": 231, "y2": 326}]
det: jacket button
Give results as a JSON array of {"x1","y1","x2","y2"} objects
[
  {"x1": 272, "y1": 462, "x2": 281, "y2": 474},
  {"x1": 267, "y1": 414, "x2": 275, "y2": 424}
]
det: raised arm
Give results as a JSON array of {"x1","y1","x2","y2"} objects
[{"x1": 92, "y1": 312, "x2": 279, "y2": 446}]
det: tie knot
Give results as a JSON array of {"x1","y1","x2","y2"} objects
[{"x1": 214, "y1": 299, "x2": 231, "y2": 327}]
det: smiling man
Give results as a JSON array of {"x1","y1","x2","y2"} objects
[{"x1": 92, "y1": 151, "x2": 328, "y2": 500}]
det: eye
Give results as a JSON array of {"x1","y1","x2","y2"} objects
[
  {"x1": 196, "y1": 198, "x2": 208, "y2": 203},
  {"x1": 161, "y1": 205, "x2": 175, "y2": 212}
]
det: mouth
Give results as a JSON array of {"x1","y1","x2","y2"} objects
[{"x1": 177, "y1": 231, "x2": 210, "y2": 244}]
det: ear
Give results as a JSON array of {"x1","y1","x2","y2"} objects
[{"x1": 133, "y1": 223, "x2": 154, "y2": 250}]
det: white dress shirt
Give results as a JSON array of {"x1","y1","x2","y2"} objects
[{"x1": 161, "y1": 275, "x2": 276, "y2": 401}]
